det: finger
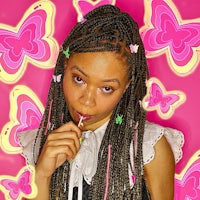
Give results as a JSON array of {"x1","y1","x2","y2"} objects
[
  {"x1": 56, "y1": 121, "x2": 82, "y2": 138},
  {"x1": 38, "y1": 145, "x2": 75, "y2": 172},
  {"x1": 47, "y1": 131, "x2": 81, "y2": 151},
  {"x1": 41, "y1": 145, "x2": 75, "y2": 162},
  {"x1": 46, "y1": 137, "x2": 80, "y2": 155}
]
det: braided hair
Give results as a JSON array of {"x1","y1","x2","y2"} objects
[{"x1": 35, "y1": 4, "x2": 149, "y2": 200}]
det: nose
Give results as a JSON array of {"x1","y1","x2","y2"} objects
[{"x1": 80, "y1": 87, "x2": 96, "y2": 107}]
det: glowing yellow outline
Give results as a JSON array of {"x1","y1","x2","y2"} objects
[
  {"x1": 0, "y1": 165, "x2": 37, "y2": 200},
  {"x1": 142, "y1": 77, "x2": 186, "y2": 119},
  {"x1": 73, "y1": 0, "x2": 116, "y2": 22},
  {"x1": 140, "y1": 0, "x2": 200, "y2": 76},
  {"x1": 0, "y1": 1, "x2": 59, "y2": 84},
  {"x1": 175, "y1": 150, "x2": 200, "y2": 180},
  {"x1": 0, "y1": 85, "x2": 44, "y2": 154}
]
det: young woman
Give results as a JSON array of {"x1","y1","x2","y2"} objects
[{"x1": 19, "y1": 4, "x2": 184, "y2": 200}]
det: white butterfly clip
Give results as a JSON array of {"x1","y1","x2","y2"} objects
[
  {"x1": 52, "y1": 74, "x2": 62, "y2": 83},
  {"x1": 129, "y1": 44, "x2": 139, "y2": 53}
]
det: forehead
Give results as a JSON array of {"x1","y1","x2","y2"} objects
[{"x1": 67, "y1": 52, "x2": 129, "y2": 78}]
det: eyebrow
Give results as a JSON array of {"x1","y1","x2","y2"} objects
[
  {"x1": 102, "y1": 79, "x2": 120, "y2": 86},
  {"x1": 71, "y1": 66, "x2": 88, "y2": 77},
  {"x1": 71, "y1": 65, "x2": 120, "y2": 86}
]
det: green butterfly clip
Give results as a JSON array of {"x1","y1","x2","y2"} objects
[
  {"x1": 115, "y1": 114, "x2": 123, "y2": 125},
  {"x1": 63, "y1": 47, "x2": 70, "y2": 59}
]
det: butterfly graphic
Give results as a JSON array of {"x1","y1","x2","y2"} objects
[
  {"x1": 142, "y1": 78, "x2": 186, "y2": 119},
  {"x1": 1, "y1": 85, "x2": 44, "y2": 154},
  {"x1": 0, "y1": 166, "x2": 37, "y2": 200},
  {"x1": 140, "y1": 0, "x2": 200, "y2": 76},
  {"x1": 73, "y1": 0, "x2": 116, "y2": 22},
  {"x1": 174, "y1": 151, "x2": 200, "y2": 200},
  {"x1": 52, "y1": 74, "x2": 62, "y2": 83},
  {"x1": 0, "y1": 1, "x2": 58, "y2": 83}
]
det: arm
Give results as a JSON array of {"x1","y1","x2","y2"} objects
[
  {"x1": 32, "y1": 167, "x2": 51, "y2": 200},
  {"x1": 28, "y1": 121, "x2": 82, "y2": 200},
  {"x1": 144, "y1": 135, "x2": 175, "y2": 200}
]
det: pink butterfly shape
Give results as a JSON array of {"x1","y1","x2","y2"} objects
[
  {"x1": 142, "y1": 78, "x2": 185, "y2": 119},
  {"x1": 174, "y1": 152, "x2": 200, "y2": 200},
  {"x1": 0, "y1": 10, "x2": 49, "y2": 71},
  {"x1": 73, "y1": 0, "x2": 116, "y2": 22},
  {"x1": 1, "y1": 170, "x2": 32, "y2": 200},
  {"x1": 148, "y1": 82, "x2": 179, "y2": 113},
  {"x1": 141, "y1": 0, "x2": 200, "y2": 75},
  {"x1": 0, "y1": 1, "x2": 58, "y2": 83},
  {"x1": 1, "y1": 85, "x2": 43, "y2": 153}
]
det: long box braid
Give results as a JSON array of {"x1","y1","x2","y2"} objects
[{"x1": 34, "y1": 5, "x2": 149, "y2": 200}]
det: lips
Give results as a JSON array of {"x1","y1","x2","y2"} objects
[{"x1": 76, "y1": 111, "x2": 92, "y2": 121}]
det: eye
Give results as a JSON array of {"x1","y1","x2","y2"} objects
[
  {"x1": 102, "y1": 86, "x2": 114, "y2": 94},
  {"x1": 73, "y1": 75, "x2": 85, "y2": 85}
]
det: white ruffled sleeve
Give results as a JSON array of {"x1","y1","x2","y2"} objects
[
  {"x1": 17, "y1": 129, "x2": 40, "y2": 166},
  {"x1": 143, "y1": 121, "x2": 184, "y2": 165}
]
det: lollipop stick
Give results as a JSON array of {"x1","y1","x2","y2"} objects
[
  {"x1": 78, "y1": 116, "x2": 83, "y2": 127},
  {"x1": 78, "y1": 116, "x2": 83, "y2": 143}
]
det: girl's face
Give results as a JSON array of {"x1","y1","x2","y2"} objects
[{"x1": 63, "y1": 52, "x2": 130, "y2": 131}]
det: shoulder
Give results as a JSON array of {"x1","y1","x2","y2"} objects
[
  {"x1": 143, "y1": 128, "x2": 176, "y2": 199},
  {"x1": 18, "y1": 129, "x2": 41, "y2": 166},
  {"x1": 143, "y1": 121, "x2": 184, "y2": 165}
]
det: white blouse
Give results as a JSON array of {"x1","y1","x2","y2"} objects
[{"x1": 18, "y1": 121, "x2": 184, "y2": 200}]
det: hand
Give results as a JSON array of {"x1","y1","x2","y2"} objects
[{"x1": 35, "y1": 121, "x2": 82, "y2": 179}]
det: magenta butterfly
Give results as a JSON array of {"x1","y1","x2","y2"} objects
[
  {"x1": 148, "y1": 82, "x2": 179, "y2": 113},
  {"x1": 74, "y1": 0, "x2": 116, "y2": 21},
  {"x1": 1, "y1": 86, "x2": 43, "y2": 153},
  {"x1": 141, "y1": 0, "x2": 200, "y2": 75},
  {"x1": 175, "y1": 154, "x2": 200, "y2": 200},
  {"x1": 0, "y1": 2, "x2": 58, "y2": 83},
  {"x1": 1, "y1": 170, "x2": 32, "y2": 199},
  {"x1": 142, "y1": 78, "x2": 185, "y2": 118},
  {"x1": 0, "y1": 10, "x2": 50, "y2": 72}
]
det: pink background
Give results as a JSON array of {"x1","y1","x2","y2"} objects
[{"x1": 0, "y1": 0, "x2": 199, "y2": 199}]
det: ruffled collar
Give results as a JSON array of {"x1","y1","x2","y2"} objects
[{"x1": 68, "y1": 121, "x2": 109, "y2": 200}]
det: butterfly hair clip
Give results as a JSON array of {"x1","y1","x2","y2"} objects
[
  {"x1": 115, "y1": 114, "x2": 123, "y2": 125},
  {"x1": 129, "y1": 44, "x2": 139, "y2": 53},
  {"x1": 52, "y1": 74, "x2": 62, "y2": 83},
  {"x1": 63, "y1": 47, "x2": 70, "y2": 59}
]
